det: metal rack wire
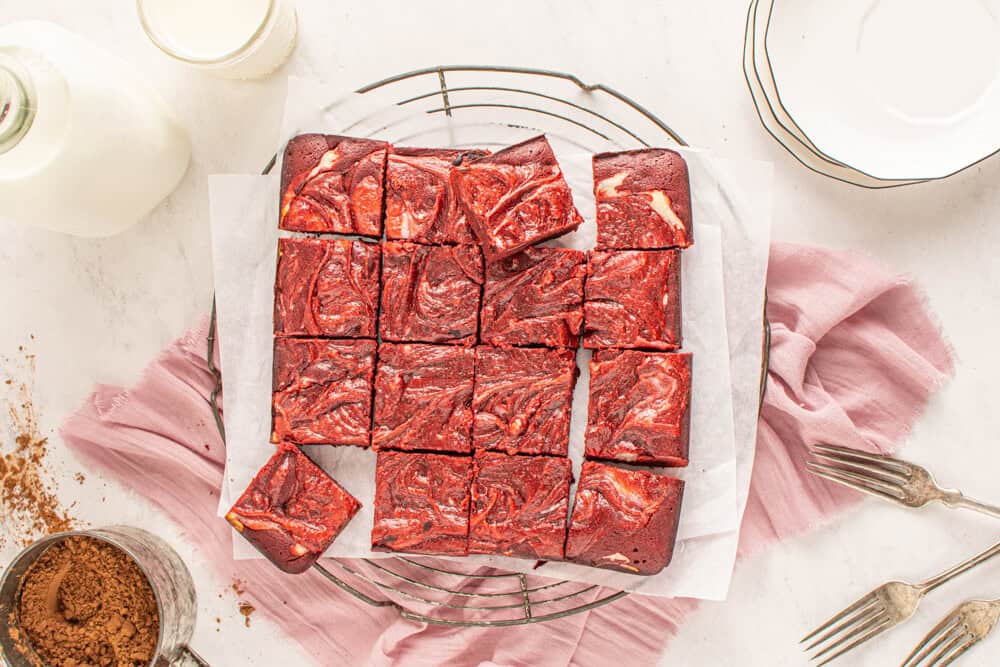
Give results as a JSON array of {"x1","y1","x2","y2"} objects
[{"x1": 208, "y1": 65, "x2": 770, "y2": 626}]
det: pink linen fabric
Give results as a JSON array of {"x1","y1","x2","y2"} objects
[{"x1": 61, "y1": 242, "x2": 953, "y2": 666}]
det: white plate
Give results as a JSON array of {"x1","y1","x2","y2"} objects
[
  {"x1": 766, "y1": 0, "x2": 1000, "y2": 180},
  {"x1": 744, "y1": 0, "x2": 922, "y2": 188}
]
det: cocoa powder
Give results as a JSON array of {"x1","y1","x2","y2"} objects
[{"x1": 15, "y1": 536, "x2": 159, "y2": 667}]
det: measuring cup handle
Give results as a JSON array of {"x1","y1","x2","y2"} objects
[{"x1": 176, "y1": 644, "x2": 211, "y2": 666}]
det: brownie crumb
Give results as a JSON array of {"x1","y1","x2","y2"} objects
[{"x1": 238, "y1": 602, "x2": 255, "y2": 628}]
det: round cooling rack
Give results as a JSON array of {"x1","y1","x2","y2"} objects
[{"x1": 208, "y1": 65, "x2": 771, "y2": 626}]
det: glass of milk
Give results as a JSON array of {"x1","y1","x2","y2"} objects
[{"x1": 137, "y1": 0, "x2": 297, "y2": 79}]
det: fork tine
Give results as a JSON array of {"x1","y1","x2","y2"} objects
[
  {"x1": 812, "y1": 444, "x2": 910, "y2": 473},
  {"x1": 810, "y1": 449, "x2": 910, "y2": 484},
  {"x1": 813, "y1": 614, "x2": 892, "y2": 665},
  {"x1": 926, "y1": 633, "x2": 969, "y2": 667},
  {"x1": 936, "y1": 638, "x2": 977, "y2": 667},
  {"x1": 807, "y1": 462, "x2": 905, "y2": 500},
  {"x1": 902, "y1": 617, "x2": 962, "y2": 667},
  {"x1": 802, "y1": 593, "x2": 878, "y2": 643},
  {"x1": 804, "y1": 603, "x2": 881, "y2": 651}
]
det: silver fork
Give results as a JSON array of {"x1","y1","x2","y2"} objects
[
  {"x1": 802, "y1": 540, "x2": 1000, "y2": 665},
  {"x1": 806, "y1": 444, "x2": 1000, "y2": 519},
  {"x1": 901, "y1": 598, "x2": 1000, "y2": 666}
]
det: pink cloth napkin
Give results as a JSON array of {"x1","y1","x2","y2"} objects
[{"x1": 61, "y1": 243, "x2": 953, "y2": 666}]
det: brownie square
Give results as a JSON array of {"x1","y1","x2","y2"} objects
[
  {"x1": 468, "y1": 451, "x2": 572, "y2": 560},
  {"x1": 274, "y1": 237, "x2": 380, "y2": 338},
  {"x1": 226, "y1": 442, "x2": 361, "y2": 574},
  {"x1": 480, "y1": 247, "x2": 586, "y2": 348},
  {"x1": 372, "y1": 343, "x2": 475, "y2": 453},
  {"x1": 594, "y1": 148, "x2": 693, "y2": 250},
  {"x1": 473, "y1": 346, "x2": 577, "y2": 456},
  {"x1": 564, "y1": 461, "x2": 684, "y2": 575},
  {"x1": 371, "y1": 450, "x2": 473, "y2": 556},
  {"x1": 379, "y1": 242, "x2": 483, "y2": 345},
  {"x1": 280, "y1": 134, "x2": 388, "y2": 237},
  {"x1": 451, "y1": 135, "x2": 583, "y2": 260},
  {"x1": 585, "y1": 350, "x2": 692, "y2": 466},
  {"x1": 384, "y1": 147, "x2": 490, "y2": 244},
  {"x1": 583, "y1": 249, "x2": 682, "y2": 350},
  {"x1": 271, "y1": 338, "x2": 375, "y2": 446}
]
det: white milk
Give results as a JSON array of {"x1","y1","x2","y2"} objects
[
  {"x1": 138, "y1": 0, "x2": 297, "y2": 79},
  {"x1": 0, "y1": 21, "x2": 191, "y2": 237}
]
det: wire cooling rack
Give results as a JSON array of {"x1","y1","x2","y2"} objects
[{"x1": 208, "y1": 65, "x2": 771, "y2": 626}]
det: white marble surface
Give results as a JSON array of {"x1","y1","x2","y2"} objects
[{"x1": 1, "y1": 1, "x2": 999, "y2": 665}]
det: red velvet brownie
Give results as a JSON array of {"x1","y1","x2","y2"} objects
[
  {"x1": 274, "y1": 237, "x2": 380, "y2": 338},
  {"x1": 379, "y1": 242, "x2": 484, "y2": 346},
  {"x1": 280, "y1": 134, "x2": 388, "y2": 237},
  {"x1": 468, "y1": 451, "x2": 572, "y2": 560},
  {"x1": 226, "y1": 442, "x2": 361, "y2": 574},
  {"x1": 480, "y1": 247, "x2": 586, "y2": 348},
  {"x1": 371, "y1": 450, "x2": 473, "y2": 555},
  {"x1": 473, "y1": 346, "x2": 577, "y2": 457},
  {"x1": 593, "y1": 149, "x2": 693, "y2": 250},
  {"x1": 451, "y1": 135, "x2": 583, "y2": 260},
  {"x1": 585, "y1": 350, "x2": 692, "y2": 467},
  {"x1": 372, "y1": 342, "x2": 475, "y2": 453},
  {"x1": 564, "y1": 461, "x2": 684, "y2": 575},
  {"x1": 384, "y1": 147, "x2": 490, "y2": 244},
  {"x1": 583, "y1": 249, "x2": 682, "y2": 350},
  {"x1": 271, "y1": 338, "x2": 375, "y2": 446}
]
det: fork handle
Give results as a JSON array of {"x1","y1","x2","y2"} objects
[
  {"x1": 919, "y1": 540, "x2": 1000, "y2": 594},
  {"x1": 939, "y1": 491, "x2": 1000, "y2": 520}
]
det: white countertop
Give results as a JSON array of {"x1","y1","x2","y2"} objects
[{"x1": 2, "y1": 1, "x2": 999, "y2": 665}]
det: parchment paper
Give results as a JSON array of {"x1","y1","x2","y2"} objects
[{"x1": 210, "y1": 77, "x2": 772, "y2": 600}]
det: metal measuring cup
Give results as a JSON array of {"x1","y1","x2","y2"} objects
[{"x1": 0, "y1": 526, "x2": 208, "y2": 666}]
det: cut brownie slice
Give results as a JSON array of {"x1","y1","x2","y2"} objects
[
  {"x1": 473, "y1": 346, "x2": 577, "y2": 457},
  {"x1": 379, "y1": 242, "x2": 483, "y2": 346},
  {"x1": 564, "y1": 461, "x2": 684, "y2": 575},
  {"x1": 594, "y1": 148, "x2": 693, "y2": 250},
  {"x1": 468, "y1": 451, "x2": 572, "y2": 560},
  {"x1": 226, "y1": 442, "x2": 361, "y2": 574},
  {"x1": 372, "y1": 342, "x2": 475, "y2": 453},
  {"x1": 384, "y1": 147, "x2": 490, "y2": 244},
  {"x1": 583, "y1": 249, "x2": 682, "y2": 350},
  {"x1": 480, "y1": 247, "x2": 585, "y2": 348},
  {"x1": 280, "y1": 134, "x2": 388, "y2": 237},
  {"x1": 371, "y1": 450, "x2": 473, "y2": 556},
  {"x1": 585, "y1": 350, "x2": 692, "y2": 466},
  {"x1": 272, "y1": 338, "x2": 375, "y2": 446},
  {"x1": 451, "y1": 135, "x2": 583, "y2": 260},
  {"x1": 274, "y1": 237, "x2": 380, "y2": 338}
]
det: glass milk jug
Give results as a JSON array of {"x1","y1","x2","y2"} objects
[{"x1": 0, "y1": 21, "x2": 191, "y2": 237}]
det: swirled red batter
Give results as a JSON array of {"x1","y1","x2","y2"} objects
[
  {"x1": 226, "y1": 443, "x2": 361, "y2": 574},
  {"x1": 372, "y1": 343, "x2": 475, "y2": 453},
  {"x1": 451, "y1": 135, "x2": 583, "y2": 260},
  {"x1": 583, "y1": 249, "x2": 682, "y2": 350},
  {"x1": 379, "y1": 242, "x2": 483, "y2": 346},
  {"x1": 468, "y1": 452, "x2": 572, "y2": 560},
  {"x1": 480, "y1": 247, "x2": 586, "y2": 348},
  {"x1": 273, "y1": 237, "x2": 381, "y2": 338},
  {"x1": 593, "y1": 148, "x2": 693, "y2": 250},
  {"x1": 371, "y1": 451, "x2": 473, "y2": 555},
  {"x1": 585, "y1": 350, "x2": 692, "y2": 466},
  {"x1": 384, "y1": 147, "x2": 490, "y2": 244},
  {"x1": 564, "y1": 461, "x2": 684, "y2": 575},
  {"x1": 271, "y1": 338, "x2": 375, "y2": 446},
  {"x1": 472, "y1": 346, "x2": 577, "y2": 456},
  {"x1": 280, "y1": 134, "x2": 388, "y2": 236}
]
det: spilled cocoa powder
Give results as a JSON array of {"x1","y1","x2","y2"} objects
[
  {"x1": 14, "y1": 536, "x2": 160, "y2": 667},
  {"x1": 0, "y1": 348, "x2": 76, "y2": 547}
]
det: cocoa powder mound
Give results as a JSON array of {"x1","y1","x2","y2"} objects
[{"x1": 15, "y1": 536, "x2": 160, "y2": 667}]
